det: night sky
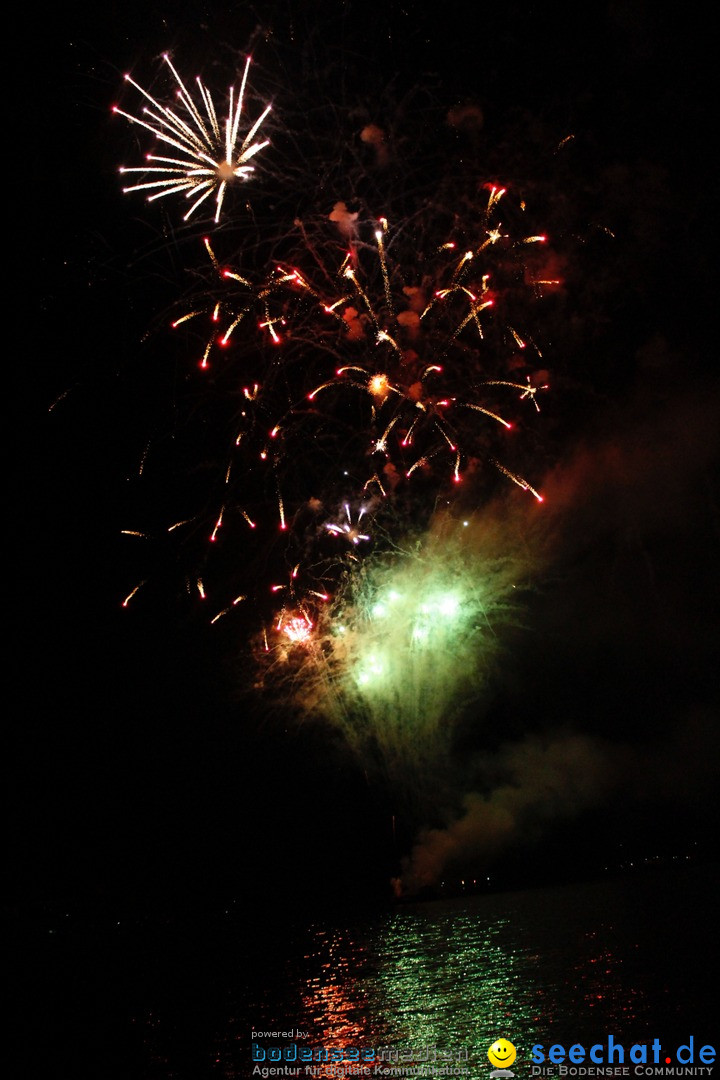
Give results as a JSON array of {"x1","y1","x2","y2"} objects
[{"x1": 15, "y1": 1, "x2": 717, "y2": 918}]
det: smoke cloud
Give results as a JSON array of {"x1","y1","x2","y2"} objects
[{"x1": 398, "y1": 378, "x2": 719, "y2": 892}]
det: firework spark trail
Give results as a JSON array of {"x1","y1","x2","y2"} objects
[
  {"x1": 114, "y1": 55, "x2": 271, "y2": 223},
  {"x1": 169, "y1": 238, "x2": 259, "y2": 366}
]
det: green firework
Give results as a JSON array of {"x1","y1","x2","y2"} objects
[{"x1": 266, "y1": 507, "x2": 535, "y2": 807}]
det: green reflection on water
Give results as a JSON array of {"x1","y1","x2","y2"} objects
[
  {"x1": 297, "y1": 886, "x2": 647, "y2": 1069},
  {"x1": 373, "y1": 906, "x2": 540, "y2": 1050}
]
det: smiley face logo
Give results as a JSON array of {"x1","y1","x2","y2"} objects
[{"x1": 488, "y1": 1039, "x2": 517, "y2": 1070}]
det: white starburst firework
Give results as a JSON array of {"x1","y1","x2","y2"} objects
[
  {"x1": 114, "y1": 54, "x2": 271, "y2": 223},
  {"x1": 326, "y1": 504, "x2": 372, "y2": 546}
]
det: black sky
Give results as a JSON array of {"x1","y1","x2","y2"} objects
[{"x1": 15, "y1": 1, "x2": 718, "y2": 914}]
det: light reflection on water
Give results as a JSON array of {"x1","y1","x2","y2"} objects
[
  {"x1": 242, "y1": 892, "x2": 644, "y2": 1059},
  {"x1": 133, "y1": 869, "x2": 714, "y2": 1078}
]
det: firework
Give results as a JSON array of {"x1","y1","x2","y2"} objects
[
  {"x1": 325, "y1": 504, "x2": 372, "y2": 546},
  {"x1": 113, "y1": 57, "x2": 563, "y2": 804},
  {"x1": 257, "y1": 508, "x2": 536, "y2": 808},
  {"x1": 123, "y1": 191, "x2": 553, "y2": 639},
  {"x1": 277, "y1": 203, "x2": 550, "y2": 500},
  {"x1": 114, "y1": 54, "x2": 271, "y2": 223}
]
